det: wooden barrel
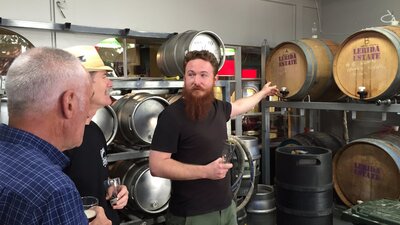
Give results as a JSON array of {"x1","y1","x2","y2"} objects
[
  {"x1": 266, "y1": 39, "x2": 343, "y2": 101},
  {"x1": 279, "y1": 131, "x2": 344, "y2": 155},
  {"x1": 333, "y1": 132, "x2": 400, "y2": 207},
  {"x1": 333, "y1": 26, "x2": 400, "y2": 101}
]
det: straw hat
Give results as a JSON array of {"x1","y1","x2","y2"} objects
[{"x1": 64, "y1": 45, "x2": 113, "y2": 72}]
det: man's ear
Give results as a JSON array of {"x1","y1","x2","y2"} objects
[{"x1": 61, "y1": 90, "x2": 75, "y2": 119}]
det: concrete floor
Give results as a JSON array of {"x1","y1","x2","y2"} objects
[
  {"x1": 120, "y1": 207, "x2": 354, "y2": 225},
  {"x1": 241, "y1": 213, "x2": 353, "y2": 225},
  {"x1": 333, "y1": 208, "x2": 353, "y2": 225},
  {"x1": 120, "y1": 202, "x2": 355, "y2": 225},
  {"x1": 333, "y1": 216, "x2": 353, "y2": 225}
]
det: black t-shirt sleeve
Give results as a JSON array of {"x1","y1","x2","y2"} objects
[
  {"x1": 151, "y1": 109, "x2": 180, "y2": 154},
  {"x1": 223, "y1": 101, "x2": 232, "y2": 122}
]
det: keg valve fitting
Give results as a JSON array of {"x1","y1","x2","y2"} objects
[
  {"x1": 357, "y1": 86, "x2": 368, "y2": 100},
  {"x1": 151, "y1": 201, "x2": 159, "y2": 209},
  {"x1": 376, "y1": 99, "x2": 392, "y2": 106},
  {"x1": 280, "y1": 87, "x2": 289, "y2": 98}
]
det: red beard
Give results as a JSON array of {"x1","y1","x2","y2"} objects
[{"x1": 182, "y1": 85, "x2": 215, "y2": 121}]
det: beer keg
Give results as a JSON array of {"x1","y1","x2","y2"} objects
[
  {"x1": 91, "y1": 105, "x2": 118, "y2": 146},
  {"x1": 275, "y1": 146, "x2": 333, "y2": 225},
  {"x1": 111, "y1": 158, "x2": 171, "y2": 214},
  {"x1": 231, "y1": 81, "x2": 260, "y2": 113},
  {"x1": 279, "y1": 131, "x2": 344, "y2": 155},
  {"x1": 166, "y1": 94, "x2": 182, "y2": 104},
  {"x1": 157, "y1": 30, "x2": 225, "y2": 76},
  {"x1": 213, "y1": 86, "x2": 224, "y2": 101},
  {"x1": 236, "y1": 136, "x2": 261, "y2": 197},
  {"x1": 246, "y1": 184, "x2": 276, "y2": 225},
  {"x1": 0, "y1": 98, "x2": 8, "y2": 125},
  {"x1": 0, "y1": 27, "x2": 35, "y2": 75},
  {"x1": 112, "y1": 93, "x2": 169, "y2": 146}
]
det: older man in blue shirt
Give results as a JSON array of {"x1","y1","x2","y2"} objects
[{"x1": 0, "y1": 47, "x2": 111, "y2": 225}]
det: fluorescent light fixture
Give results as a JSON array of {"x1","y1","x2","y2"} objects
[{"x1": 224, "y1": 47, "x2": 235, "y2": 56}]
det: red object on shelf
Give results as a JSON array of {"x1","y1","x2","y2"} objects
[
  {"x1": 217, "y1": 59, "x2": 258, "y2": 78},
  {"x1": 217, "y1": 59, "x2": 235, "y2": 76},
  {"x1": 242, "y1": 69, "x2": 257, "y2": 78}
]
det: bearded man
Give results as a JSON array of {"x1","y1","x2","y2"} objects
[{"x1": 149, "y1": 50, "x2": 278, "y2": 225}]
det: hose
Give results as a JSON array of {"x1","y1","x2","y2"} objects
[
  {"x1": 343, "y1": 111, "x2": 349, "y2": 144},
  {"x1": 229, "y1": 135, "x2": 256, "y2": 212},
  {"x1": 229, "y1": 136, "x2": 245, "y2": 196}
]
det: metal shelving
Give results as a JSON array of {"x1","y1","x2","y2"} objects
[
  {"x1": 107, "y1": 45, "x2": 243, "y2": 160},
  {"x1": 0, "y1": 17, "x2": 172, "y2": 43},
  {"x1": 260, "y1": 40, "x2": 400, "y2": 185},
  {"x1": 0, "y1": 18, "x2": 253, "y2": 225},
  {"x1": 266, "y1": 101, "x2": 400, "y2": 113},
  {"x1": 262, "y1": 100, "x2": 400, "y2": 184},
  {"x1": 0, "y1": 19, "x2": 245, "y2": 164},
  {"x1": 110, "y1": 78, "x2": 184, "y2": 89}
]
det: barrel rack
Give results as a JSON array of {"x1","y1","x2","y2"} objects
[
  {"x1": 261, "y1": 101, "x2": 400, "y2": 183},
  {"x1": 259, "y1": 44, "x2": 400, "y2": 185},
  {"x1": 0, "y1": 17, "x2": 249, "y2": 149},
  {"x1": 0, "y1": 18, "x2": 249, "y2": 165},
  {"x1": 0, "y1": 17, "x2": 173, "y2": 42}
]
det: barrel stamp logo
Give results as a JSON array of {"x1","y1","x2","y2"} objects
[
  {"x1": 278, "y1": 50, "x2": 297, "y2": 67},
  {"x1": 352, "y1": 44, "x2": 381, "y2": 61},
  {"x1": 345, "y1": 44, "x2": 384, "y2": 75},
  {"x1": 353, "y1": 162, "x2": 381, "y2": 180}
]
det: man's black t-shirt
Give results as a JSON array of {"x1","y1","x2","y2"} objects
[
  {"x1": 151, "y1": 98, "x2": 232, "y2": 217},
  {"x1": 64, "y1": 121, "x2": 120, "y2": 225}
]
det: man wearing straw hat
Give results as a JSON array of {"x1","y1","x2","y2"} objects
[{"x1": 64, "y1": 45, "x2": 129, "y2": 225}]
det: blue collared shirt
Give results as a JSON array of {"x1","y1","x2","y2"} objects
[{"x1": 0, "y1": 124, "x2": 88, "y2": 225}]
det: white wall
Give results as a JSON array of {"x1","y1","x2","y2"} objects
[
  {"x1": 0, "y1": 0, "x2": 321, "y2": 47},
  {"x1": 321, "y1": 0, "x2": 400, "y2": 43}
]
